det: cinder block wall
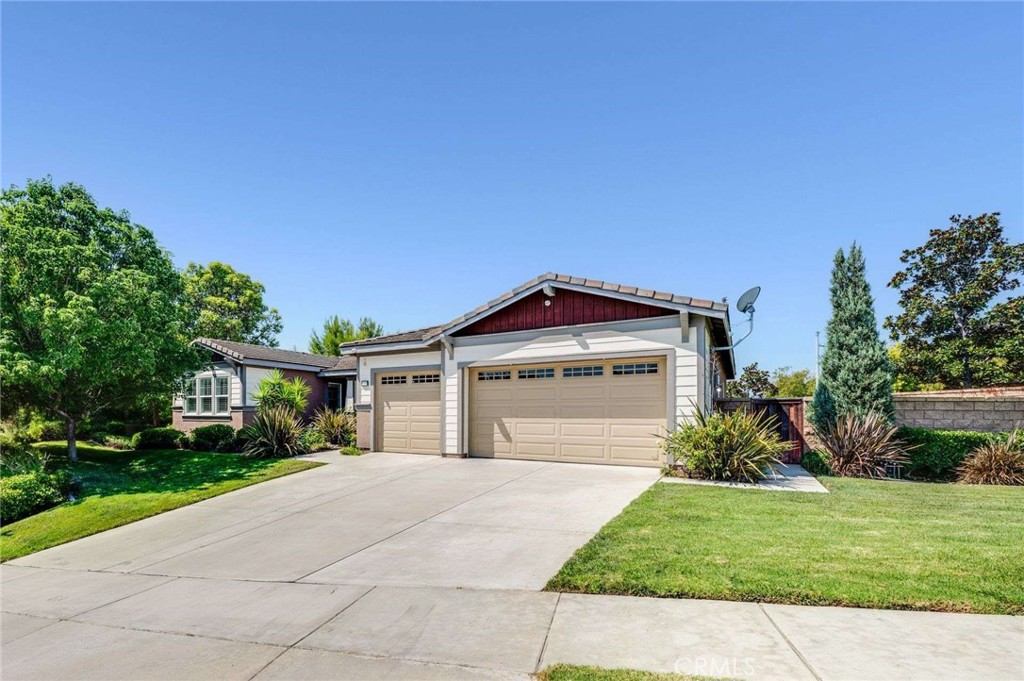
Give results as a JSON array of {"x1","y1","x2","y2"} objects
[
  {"x1": 801, "y1": 388, "x2": 1024, "y2": 435},
  {"x1": 893, "y1": 394, "x2": 1023, "y2": 432}
]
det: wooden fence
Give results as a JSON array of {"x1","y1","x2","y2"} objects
[{"x1": 713, "y1": 398, "x2": 807, "y2": 463}]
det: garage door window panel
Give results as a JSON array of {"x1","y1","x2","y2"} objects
[{"x1": 563, "y1": 365, "x2": 604, "y2": 378}]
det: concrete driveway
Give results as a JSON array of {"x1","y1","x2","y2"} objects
[
  {"x1": 3, "y1": 453, "x2": 660, "y2": 680},
  {"x1": 5, "y1": 453, "x2": 1022, "y2": 681}
]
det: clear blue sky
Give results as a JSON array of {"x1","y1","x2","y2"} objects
[{"x1": 4, "y1": 2, "x2": 1021, "y2": 373}]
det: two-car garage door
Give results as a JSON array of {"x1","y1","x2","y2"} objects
[
  {"x1": 375, "y1": 357, "x2": 667, "y2": 466},
  {"x1": 469, "y1": 357, "x2": 667, "y2": 467}
]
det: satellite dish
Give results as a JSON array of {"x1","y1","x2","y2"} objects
[{"x1": 736, "y1": 286, "x2": 761, "y2": 314}]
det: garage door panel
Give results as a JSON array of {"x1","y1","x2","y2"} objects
[
  {"x1": 515, "y1": 405, "x2": 556, "y2": 418},
  {"x1": 516, "y1": 441, "x2": 558, "y2": 457},
  {"x1": 609, "y1": 445, "x2": 661, "y2": 462},
  {"x1": 560, "y1": 384, "x2": 609, "y2": 400},
  {"x1": 516, "y1": 385, "x2": 557, "y2": 400},
  {"x1": 560, "y1": 443, "x2": 607, "y2": 460},
  {"x1": 609, "y1": 423, "x2": 662, "y2": 438},
  {"x1": 515, "y1": 422, "x2": 558, "y2": 437},
  {"x1": 559, "y1": 405, "x2": 608, "y2": 419},
  {"x1": 469, "y1": 358, "x2": 666, "y2": 467},
  {"x1": 559, "y1": 422, "x2": 608, "y2": 438},
  {"x1": 375, "y1": 373, "x2": 441, "y2": 454},
  {"x1": 609, "y1": 383, "x2": 664, "y2": 401}
]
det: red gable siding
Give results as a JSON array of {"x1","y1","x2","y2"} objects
[{"x1": 452, "y1": 289, "x2": 676, "y2": 337}]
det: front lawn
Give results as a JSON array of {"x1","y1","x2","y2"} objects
[
  {"x1": 1, "y1": 442, "x2": 321, "y2": 561},
  {"x1": 546, "y1": 477, "x2": 1024, "y2": 615}
]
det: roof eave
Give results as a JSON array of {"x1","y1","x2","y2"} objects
[{"x1": 424, "y1": 280, "x2": 727, "y2": 344}]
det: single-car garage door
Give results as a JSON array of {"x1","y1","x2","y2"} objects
[
  {"x1": 375, "y1": 371, "x2": 441, "y2": 454},
  {"x1": 469, "y1": 357, "x2": 667, "y2": 467}
]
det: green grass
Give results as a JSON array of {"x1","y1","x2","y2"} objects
[
  {"x1": 546, "y1": 477, "x2": 1024, "y2": 615},
  {"x1": 537, "y1": 664, "x2": 719, "y2": 681},
  {"x1": 1, "y1": 442, "x2": 322, "y2": 562}
]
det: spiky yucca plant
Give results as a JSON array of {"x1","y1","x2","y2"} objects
[
  {"x1": 661, "y1": 407, "x2": 789, "y2": 482},
  {"x1": 957, "y1": 429, "x2": 1024, "y2": 486},
  {"x1": 817, "y1": 412, "x2": 908, "y2": 479},
  {"x1": 241, "y1": 406, "x2": 307, "y2": 458},
  {"x1": 311, "y1": 407, "x2": 356, "y2": 446}
]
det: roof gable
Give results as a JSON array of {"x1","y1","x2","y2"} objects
[
  {"x1": 452, "y1": 287, "x2": 676, "y2": 337},
  {"x1": 341, "y1": 272, "x2": 730, "y2": 350}
]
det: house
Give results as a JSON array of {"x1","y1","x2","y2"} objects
[
  {"x1": 341, "y1": 273, "x2": 735, "y2": 467},
  {"x1": 171, "y1": 338, "x2": 357, "y2": 432}
]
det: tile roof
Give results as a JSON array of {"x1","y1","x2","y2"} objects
[
  {"x1": 342, "y1": 273, "x2": 729, "y2": 349},
  {"x1": 192, "y1": 338, "x2": 347, "y2": 369}
]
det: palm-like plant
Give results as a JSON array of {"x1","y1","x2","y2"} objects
[
  {"x1": 241, "y1": 406, "x2": 307, "y2": 458},
  {"x1": 252, "y1": 370, "x2": 311, "y2": 416},
  {"x1": 816, "y1": 412, "x2": 909, "y2": 478},
  {"x1": 661, "y1": 407, "x2": 789, "y2": 482},
  {"x1": 957, "y1": 429, "x2": 1024, "y2": 485},
  {"x1": 311, "y1": 407, "x2": 356, "y2": 446}
]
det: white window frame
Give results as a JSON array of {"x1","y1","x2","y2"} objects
[{"x1": 182, "y1": 372, "x2": 232, "y2": 416}]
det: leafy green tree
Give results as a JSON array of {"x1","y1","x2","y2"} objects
[
  {"x1": 773, "y1": 367, "x2": 816, "y2": 397},
  {"x1": 309, "y1": 315, "x2": 383, "y2": 355},
  {"x1": 252, "y1": 369, "x2": 310, "y2": 415},
  {"x1": 356, "y1": 316, "x2": 384, "y2": 339},
  {"x1": 309, "y1": 316, "x2": 355, "y2": 355},
  {"x1": 810, "y1": 243, "x2": 893, "y2": 432},
  {"x1": 1, "y1": 178, "x2": 200, "y2": 461},
  {"x1": 884, "y1": 213, "x2": 1024, "y2": 388},
  {"x1": 725, "y1": 362, "x2": 778, "y2": 399},
  {"x1": 181, "y1": 262, "x2": 282, "y2": 346}
]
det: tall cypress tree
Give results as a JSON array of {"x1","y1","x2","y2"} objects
[{"x1": 810, "y1": 243, "x2": 894, "y2": 431}]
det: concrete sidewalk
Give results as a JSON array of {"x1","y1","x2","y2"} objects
[
  {"x1": 2, "y1": 453, "x2": 1022, "y2": 680},
  {"x1": 3, "y1": 570, "x2": 1021, "y2": 680}
]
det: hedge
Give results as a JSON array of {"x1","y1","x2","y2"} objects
[
  {"x1": 1, "y1": 470, "x2": 74, "y2": 524},
  {"x1": 187, "y1": 424, "x2": 238, "y2": 453},
  {"x1": 898, "y1": 427, "x2": 1007, "y2": 481},
  {"x1": 131, "y1": 427, "x2": 184, "y2": 450},
  {"x1": 800, "y1": 450, "x2": 832, "y2": 476}
]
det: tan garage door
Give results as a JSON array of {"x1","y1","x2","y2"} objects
[
  {"x1": 375, "y1": 371, "x2": 441, "y2": 454},
  {"x1": 469, "y1": 357, "x2": 667, "y2": 467}
]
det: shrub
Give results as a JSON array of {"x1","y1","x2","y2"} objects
[
  {"x1": 0, "y1": 469, "x2": 74, "y2": 524},
  {"x1": 24, "y1": 414, "x2": 65, "y2": 442},
  {"x1": 100, "y1": 419, "x2": 127, "y2": 436},
  {"x1": 103, "y1": 435, "x2": 134, "y2": 450},
  {"x1": 661, "y1": 408, "x2": 788, "y2": 482},
  {"x1": 958, "y1": 430, "x2": 1024, "y2": 485},
  {"x1": 253, "y1": 370, "x2": 310, "y2": 416},
  {"x1": 0, "y1": 422, "x2": 35, "y2": 463},
  {"x1": 299, "y1": 427, "x2": 329, "y2": 453},
  {"x1": 187, "y1": 424, "x2": 237, "y2": 452},
  {"x1": 898, "y1": 427, "x2": 1005, "y2": 481},
  {"x1": 338, "y1": 446, "x2": 363, "y2": 457},
  {"x1": 817, "y1": 412, "x2": 909, "y2": 479},
  {"x1": 311, "y1": 407, "x2": 356, "y2": 446},
  {"x1": 131, "y1": 427, "x2": 184, "y2": 450},
  {"x1": 241, "y1": 406, "x2": 307, "y2": 458},
  {"x1": 800, "y1": 450, "x2": 833, "y2": 476}
]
